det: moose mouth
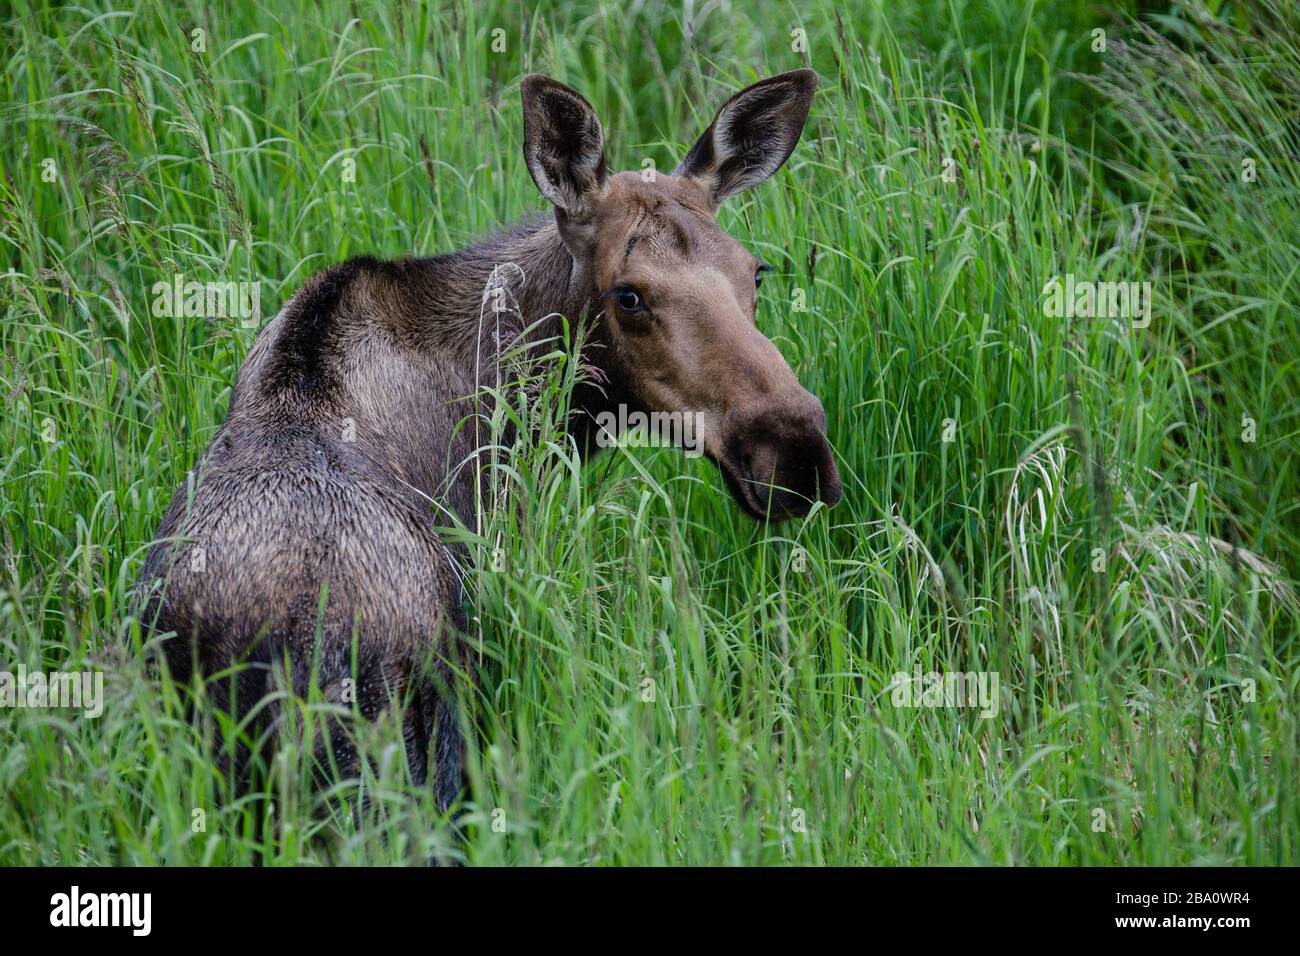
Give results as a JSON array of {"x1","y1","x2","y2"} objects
[
  {"x1": 707, "y1": 397, "x2": 843, "y2": 521},
  {"x1": 712, "y1": 448, "x2": 840, "y2": 521},
  {"x1": 715, "y1": 454, "x2": 782, "y2": 520}
]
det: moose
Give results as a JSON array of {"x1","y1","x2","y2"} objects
[{"x1": 137, "y1": 70, "x2": 841, "y2": 814}]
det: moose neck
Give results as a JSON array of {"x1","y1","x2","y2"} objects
[
  {"x1": 322, "y1": 215, "x2": 621, "y2": 513},
  {"x1": 420, "y1": 216, "x2": 618, "y2": 451},
  {"x1": 250, "y1": 214, "x2": 622, "y2": 530},
  {"x1": 422, "y1": 218, "x2": 589, "y2": 367}
]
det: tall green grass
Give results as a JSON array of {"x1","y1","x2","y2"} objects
[{"x1": 0, "y1": 0, "x2": 1295, "y2": 864}]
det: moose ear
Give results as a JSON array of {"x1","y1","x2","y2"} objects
[
  {"x1": 521, "y1": 74, "x2": 607, "y2": 218},
  {"x1": 675, "y1": 70, "x2": 817, "y2": 208}
]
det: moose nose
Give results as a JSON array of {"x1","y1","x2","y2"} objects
[{"x1": 723, "y1": 391, "x2": 842, "y2": 520}]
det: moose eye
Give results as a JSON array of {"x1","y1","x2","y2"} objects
[
  {"x1": 614, "y1": 288, "x2": 642, "y2": 312},
  {"x1": 755, "y1": 264, "x2": 771, "y2": 289}
]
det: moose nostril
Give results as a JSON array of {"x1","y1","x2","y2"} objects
[{"x1": 722, "y1": 397, "x2": 839, "y2": 518}]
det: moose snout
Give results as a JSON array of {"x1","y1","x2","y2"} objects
[{"x1": 720, "y1": 391, "x2": 842, "y2": 520}]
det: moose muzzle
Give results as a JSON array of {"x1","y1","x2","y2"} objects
[{"x1": 718, "y1": 390, "x2": 842, "y2": 520}]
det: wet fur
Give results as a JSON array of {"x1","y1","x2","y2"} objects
[
  {"x1": 136, "y1": 219, "x2": 606, "y2": 809},
  {"x1": 135, "y1": 70, "x2": 831, "y2": 820}
]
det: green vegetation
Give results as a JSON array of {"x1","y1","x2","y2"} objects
[{"x1": 1, "y1": 0, "x2": 1296, "y2": 864}]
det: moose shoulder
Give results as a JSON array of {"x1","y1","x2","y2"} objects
[{"x1": 136, "y1": 70, "x2": 840, "y2": 812}]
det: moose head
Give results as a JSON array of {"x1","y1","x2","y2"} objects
[{"x1": 521, "y1": 70, "x2": 841, "y2": 520}]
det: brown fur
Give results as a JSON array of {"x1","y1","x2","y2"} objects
[{"x1": 136, "y1": 71, "x2": 839, "y2": 812}]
